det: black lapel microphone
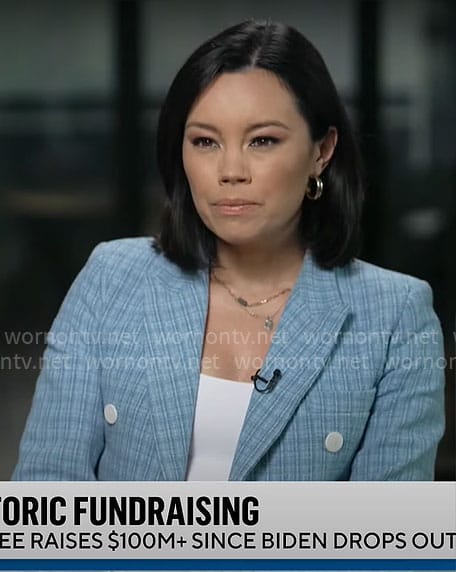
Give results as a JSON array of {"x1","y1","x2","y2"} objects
[{"x1": 251, "y1": 368, "x2": 282, "y2": 393}]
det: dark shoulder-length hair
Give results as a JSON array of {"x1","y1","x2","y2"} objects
[{"x1": 155, "y1": 19, "x2": 364, "y2": 272}]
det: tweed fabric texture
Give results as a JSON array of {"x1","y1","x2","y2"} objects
[{"x1": 13, "y1": 238, "x2": 445, "y2": 481}]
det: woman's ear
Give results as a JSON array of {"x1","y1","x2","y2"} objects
[{"x1": 314, "y1": 126, "x2": 338, "y2": 175}]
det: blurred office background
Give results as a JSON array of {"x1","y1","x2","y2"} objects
[{"x1": 0, "y1": 0, "x2": 454, "y2": 479}]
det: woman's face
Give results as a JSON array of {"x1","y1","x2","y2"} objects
[{"x1": 182, "y1": 68, "x2": 335, "y2": 250}]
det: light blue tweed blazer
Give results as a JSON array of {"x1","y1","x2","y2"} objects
[{"x1": 13, "y1": 238, "x2": 445, "y2": 481}]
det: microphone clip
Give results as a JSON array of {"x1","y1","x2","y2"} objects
[{"x1": 251, "y1": 368, "x2": 282, "y2": 393}]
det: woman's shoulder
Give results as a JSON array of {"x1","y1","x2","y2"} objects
[
  {"x1": 88, "y1": 236, "x2": 157, "y2": 266},
  {"x1": 86, "y1": 236, "x2": 172, "y2": 277},
  {"x1": 335, "y1": 257, "x2": 434, "y2": 313},
  {"x1": 342, "y1": 256, "x2": 430, "y2": 289},
  {"x1": 78, "y1": 236, "x2": 166, "y2": 292},
  {"x1": 84, "y1": 236, "x2": 196, "y2": 292}
]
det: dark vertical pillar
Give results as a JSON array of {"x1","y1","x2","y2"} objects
[
  {"x1": 357, "y1": 0, "x2": 383, "y2": 263},
  {"x1": 114, "y1": 0, "x2": 143, "y2": 236}
]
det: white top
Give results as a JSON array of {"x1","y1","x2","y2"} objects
[{"x1": 185, "y1": 373, "x2": 253, "y2": 481}]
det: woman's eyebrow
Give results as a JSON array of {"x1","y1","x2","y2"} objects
[
  {"x1": 247, "y1": 121, "x2": 291, "y2": 131},
  {"x1": 185, "y1": 120, "x2": 291, "y2": 132},
  {"x1": 185, "y1": 121, "x2": 219, "y2": 132}
]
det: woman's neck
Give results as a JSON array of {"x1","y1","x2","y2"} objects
[{"x1": 213, "y1": 239, "x2": 306, "y2": 293}]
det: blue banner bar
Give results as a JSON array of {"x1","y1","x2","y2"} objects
[{"x1": 0, "y1": 560, "x2": 454, "y2": 570}]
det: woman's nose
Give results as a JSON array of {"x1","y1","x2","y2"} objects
[{"x1": 218, "y1": 150, "x2": 251, "y2": 185}]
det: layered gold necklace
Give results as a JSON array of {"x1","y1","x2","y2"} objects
[{"x1": 212, "y1": 271, "x2": 291, "y2": 331}]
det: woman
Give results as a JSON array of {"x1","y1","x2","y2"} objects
[{"x1": 13, "y1": 20, "x2": 445, "y2": 481}]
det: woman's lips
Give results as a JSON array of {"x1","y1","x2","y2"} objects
[{"x1": 213, "y1": 200, "x2": 259, "y2": 215}]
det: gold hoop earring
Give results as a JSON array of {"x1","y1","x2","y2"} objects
[{"x1": 306, "y1": 176, "x2": 323, "y2": 200}]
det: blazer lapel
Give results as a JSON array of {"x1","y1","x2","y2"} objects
[
  {"x1": 143, "y1": 248, "x2": 350, "y2": 481},
  {"x1": 229, "y1": 250, "x2": 350, "y2": 480},
  {"x1": 143, "y1": 256, "x2": 209, "y2": 480}
]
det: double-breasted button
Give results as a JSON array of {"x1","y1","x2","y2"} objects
[
  {"x1": 104, "y1": 404, "x2": 118, "y2": 425},
  {"x1": 325, "y1": 431, "x2": 344, "y2": 453}
]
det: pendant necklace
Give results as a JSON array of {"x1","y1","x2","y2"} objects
[{"x1": 212, "y1": 270, "x2": 291, "y2": 331}]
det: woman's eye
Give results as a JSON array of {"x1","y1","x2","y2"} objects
[
  {"x1": 192, "y1": 137, "x2": 217, "y2": 148},
  {"x1": 250, "y1": 136, "x2": 280, "y2": 147}
]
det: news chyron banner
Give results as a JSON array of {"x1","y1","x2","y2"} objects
[{"x1": 0, "y1": 482, "x2": 454, "y2": 570}]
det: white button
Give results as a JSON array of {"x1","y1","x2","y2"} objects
[
  {"x1": 104, "y1": 404, "x2": 118, "y2": 425},
  {"x1": 325, "y1": 432, "x2": 344, "y2": 453}
]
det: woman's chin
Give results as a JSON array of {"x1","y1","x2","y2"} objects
[{"x1": 214, "y1": 232, "x2": 267, "y2": 250}]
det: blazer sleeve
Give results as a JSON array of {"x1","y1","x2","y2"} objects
[
  {"x1": 349, "y1": 280, "x2": 446, "y2": 480},
  {"x1": 12, "y1": 243, "x2": 108, "y2": 480}
]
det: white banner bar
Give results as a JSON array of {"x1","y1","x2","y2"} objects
[{"x1": 0, "y1": 482, "x2": 454, "y2": 559}]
